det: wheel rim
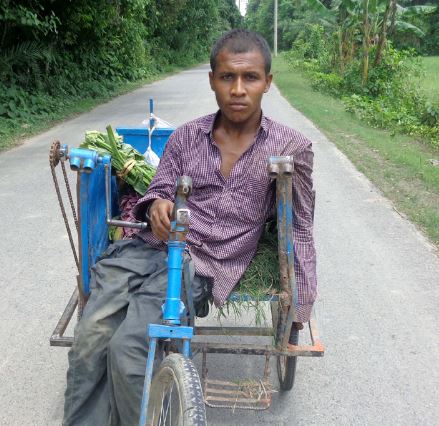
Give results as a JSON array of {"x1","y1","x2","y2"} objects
[
  {"x1": 277, "y1": 326, "x2": 299, "y2": 386},
  {"x1": 277, "y1": 355, "x2": 288, "y2": 380},
  {"x1": 149, "y1": 369, "x2": 184, "y2": 426}
]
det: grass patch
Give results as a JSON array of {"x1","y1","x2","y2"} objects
[
  {"x1": 273, "y1": 54, "x2": 439, "y2": 247},
  {"x1": 0, "y1": 63, "x2": 201, "y2": 153},
  {"x1": 421, "y1": 56, "x2": 439, "y2": 101},
  {"x1": 217, "y1": 223, "x2": 281, "y2": 325}
]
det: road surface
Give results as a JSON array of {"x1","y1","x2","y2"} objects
[{"x1": 0, "y1": 64, "x2": 438, "y2": 425}]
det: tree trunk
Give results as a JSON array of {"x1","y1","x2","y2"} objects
[
  {"x1": 388, "y1": 0, "x2": 397, "y2": 36},
  {"x1": 338, "y1": 28, "x2": 344, "y2": 73},
  {"x1": 373, "y1": 0, "x2": 392, "y2": 66},
  {"x1": 362, "y1": 0, "x2": 370, "y2": 86}
]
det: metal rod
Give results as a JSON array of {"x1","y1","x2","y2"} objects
[
  {"x1": 263, "y1": 354, "x2": 271, "y2": 381},
  {"x1": 201, "y1": 350, "x2": 208, "y2": 397},
  {"x1": 191, "y1": 341, "x2": 324, "y2": 357},
  {"x1": 107, "y1": 219, "x2": 148, "y2": 230},
  {"x1": 49, "y1": 288, "x2": 78, "y2": 346},
  {"x1": 282, "y1": 172, "x2": 297, "y2": 349},
  {"x1": 274, "y1": 0, "x2": 278, "y2": 56},
  {"x1": 182, "y1": 339, "x2": 191, "y2": 358},
  {"x1": 195, "y1": 326, "x2": 274, "y2": 336},
  {"x1": 139, "y1": 337, "x2": 157, "y2": 426},
  {"x1": 205, "y1": 395, "x2": 270, "y2": 404}
]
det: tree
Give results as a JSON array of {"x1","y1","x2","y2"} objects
[{"x1": 297, "y1": 0, "x2": 436, "y2": 82}]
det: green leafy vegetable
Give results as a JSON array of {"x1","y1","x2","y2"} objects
[{"x1": 80, "y1": 125, "x2": 156, "y2": 195}]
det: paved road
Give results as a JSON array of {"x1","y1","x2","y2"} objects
[{"x1": 1, "y1": 64, "x2": 438, "y2": 425}]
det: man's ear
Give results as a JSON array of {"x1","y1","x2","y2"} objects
[
  {"x1": 264, "y1": 73, "x2": 273, "y2": 93},
  {"x1": 209, "y1": 71, "x2": 214, "y2": 91}
]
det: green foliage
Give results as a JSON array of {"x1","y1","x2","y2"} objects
[
  {"x1": 274, "y1": 54, "x2": 439, "y2": 247},
  {"x1": 285, "y1": 24, "x2": 341, "y2": 94},
  {"x1": 340, "y1": 46, "x2": 439, "y2": 146},
  {"x1": 422, "y1": 100, "x2": 439, "y2": 127},
  {"x1": 80, "y1": 127, "x2": 156, "y2": 195},
  {"x1": 422, "y1": 7, "x2": 439, "y2": 55},
  {"x1": 286, "y1": 24, "x2": 333, "y2": 67},
  {"x1": 0, "y1": 0, "x2": 242, "y2": 147},
  {"x1": 284, "y1": 17, "x2": 439, "y2": 147},
  {"x1": 0, "y1": 1, "x2": 60, "y2": 40},
  {"x1": 245, "y1": 0, "x2": 274, "y2": 47}
]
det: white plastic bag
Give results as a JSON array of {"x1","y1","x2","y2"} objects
[
  {"x1": 143, "y1": 125, "x2": 160, "y2": 168},
  {"x1": 141, "y1": 108, "x2": 173, "y2": 168}
]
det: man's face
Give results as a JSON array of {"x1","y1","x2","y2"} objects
[{"x1": 209, "y1": 48, "x2": 272, "y2": 125}]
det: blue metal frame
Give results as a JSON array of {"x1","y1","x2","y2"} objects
[
  {"x1": 139, "y1": 324, "x2": 193, "y2": 425},
  {"x1": 64, "y1": 133, "x2": 302, "y2": 423},
  {"x1": 138, "y1": 176, "x2": 194, "y2": 425},
  {"x1": 72, "y1": 149, "x2": 115, "y2": 295}
]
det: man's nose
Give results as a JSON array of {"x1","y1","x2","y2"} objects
[{"x1": 231, "y1": 77, "x2": 245, "y2": 96}]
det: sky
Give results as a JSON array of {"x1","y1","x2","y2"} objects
[{"x1": 236, "y1": 0, "x2": 248, "y2": 16}]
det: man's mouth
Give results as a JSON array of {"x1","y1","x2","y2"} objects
[{"x1": 229, "y1": 103, "x2": 247, "y2": 111}]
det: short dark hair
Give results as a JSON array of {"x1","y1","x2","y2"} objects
[{"x1": 210, "y1": 29, "x2": 272, "y2": 75}]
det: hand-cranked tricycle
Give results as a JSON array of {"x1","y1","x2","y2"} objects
[{"x1": 48, "y1": 105, "x2": 324, "y2": 425}]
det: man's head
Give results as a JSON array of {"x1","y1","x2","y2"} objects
[
  {"x1": 209, "y1": 30, "x2": 273, "y2": 126},
  {"x1": 210, "y1": 29, "x2": 272, "y2": 75}
]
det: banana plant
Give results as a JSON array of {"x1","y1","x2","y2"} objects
[{"x1": 302, "y1": 0, "x2": 436, "y2": 82}]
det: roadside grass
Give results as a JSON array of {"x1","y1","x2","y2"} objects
[
  {"x1": 0, "y1": 63, "x2": 199, "y2": 153},
  {"x1": 421, "y1": 56, "x2": 439, "y2": 101},
  {"x1": 273, "y1": 54, "x2": 439, "y2": 247}
]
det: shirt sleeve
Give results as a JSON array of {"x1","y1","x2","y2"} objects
[
  {"x1": 291, "y1": 143, "x2": 317, "y2": 322},
  {"x1": 132, "y1": 131, "x2": 183, "y2": 221}
]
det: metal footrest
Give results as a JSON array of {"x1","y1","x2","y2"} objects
[
  {"x1": 201, "y1": 351, "x2": 273, "y2": 411},
  {"x1": 204, "y1": 378, "x2": 273, "y2": 410}
]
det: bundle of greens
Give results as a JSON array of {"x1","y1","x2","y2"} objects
[{"x1": 80, "y1": 125, "x2": 156, "y2": 195}]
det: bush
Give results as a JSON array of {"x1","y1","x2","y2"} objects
[
  {"x1": 343, "y1": 94, "x2": 439, "y2": 147},
  {"x1": 309, "y1": 72, "x2": 343, "y2": 96},
  {"x1": 285, "y1": 24, "x2": 333, "y2": 73},
  {"x1": 286, "y1": 34, "x2": 438, "y2": 147},
  {"x1": 422, "y1": 101, "x2": 439, "y2": 127}
]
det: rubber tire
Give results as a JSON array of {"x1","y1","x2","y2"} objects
[
  {"x1": 147, "y1": 353, "x2": 206, "y2": 426},
  {"x1": 271, "y1": 301, "x2": 298, "y2": 392},
  {"x1": 276, "y1": 326, "x2": 299, "y2": 391}
]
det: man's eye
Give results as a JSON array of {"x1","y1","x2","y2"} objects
[
  {"x1": 246, "y1": 74, "x2": 258, "y2": 81},
  {"x1": 221, "y1": 74, "x2": 233, "y2": 81}
]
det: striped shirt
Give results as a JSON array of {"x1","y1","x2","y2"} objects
[{"x1": 133, "y1": 112, "x2": 317, "y2": 322}]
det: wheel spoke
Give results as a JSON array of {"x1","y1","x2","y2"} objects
[
  {"x1": 147, "y1": 354, "x2": 206, "y2": 425},
  {"x1": 159, "y1": 386, "x2": 167, "y2": 426}
]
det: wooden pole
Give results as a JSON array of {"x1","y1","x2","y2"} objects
[{"x1": 274, "y1": 0, "x2": 278, "y2": 56}]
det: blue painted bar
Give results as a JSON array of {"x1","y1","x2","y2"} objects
[
  {"x1": 69, "y1": 147, "x2": 99, "y2": 172},
  {"x1": 139, "y1": 336, "x2": 157, "y2": 426},
  {"x1": 77, "y1": 153, "x2": 113, "y2": 295},
  {"x1": 162, "y1": 240, "x2": 186, "y2": 324},
  {"x1": 149, "y1": 98, "x2": 154, "y2": 129},
  {"x1": 182, "y1": 339, "x2": 191, "y2": 358},
  {"x1": 148, "y1": 324, "x2": 193, "y2": 340},
  {"x1": 285, "y1": 190, "x2": 299, "y2": 309}
]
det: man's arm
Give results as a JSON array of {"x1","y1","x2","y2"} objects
[
  {"x1": 132, "y1": 131, "x2": 183, "y2": 239},
  {"x1": 291, "y1": 143, "x2": 317, "y2": 323}
]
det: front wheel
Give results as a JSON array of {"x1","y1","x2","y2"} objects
[{"x1": 147, "y1": 353, "x2": 206, "y2": 426}]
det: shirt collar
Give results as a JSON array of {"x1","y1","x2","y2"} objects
[{"x1": 200, "y1": 110, "x2": 270, "y2": 137}]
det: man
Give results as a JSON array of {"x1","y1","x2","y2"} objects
[{"x1": 63, "y1": 29, "x2": 317, "y2": 425}]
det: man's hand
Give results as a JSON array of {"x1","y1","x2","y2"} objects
[{"x1": 148, "y1": 199, "x2": 174, "y2": 241}]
